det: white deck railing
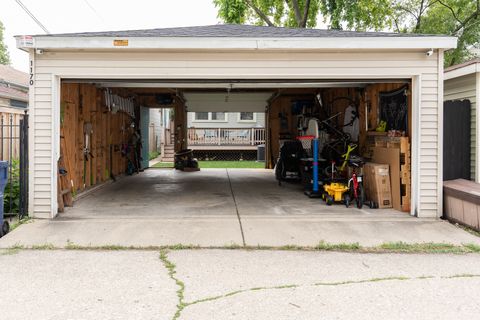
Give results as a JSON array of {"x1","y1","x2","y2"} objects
[{"x1": 188, "y1": 127, "x2": 266, "y2": 146}]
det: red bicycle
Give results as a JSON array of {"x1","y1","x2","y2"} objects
[{"x1": 344, "y1": 156, "x2": 365, "y2": 209}]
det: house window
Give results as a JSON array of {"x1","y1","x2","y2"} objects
[
  {"x1": 10, "y1": 99, "x2": 28, "y2": 108},
  {"x1": 193, "y1": 112, "x2": 228, "y2": 122},
  {"x1": 239, "y1": 112, "x2": 255, "y2": 122},
  {"x1": 211, "y1": 112, "x2": 226, "y2": 121},
  {"x1": 195, "y1": 112, "x2": 209, "y2": 121}
]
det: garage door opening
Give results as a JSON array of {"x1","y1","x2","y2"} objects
[{"x1": 57, "y1": 79, "x2": 412, "y2": 217}]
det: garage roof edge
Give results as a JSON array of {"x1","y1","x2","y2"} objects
[
  {"x1": 15, "y1": 35, "x2": 457, "y2": 51},
  {"x1": 21, "y1": 24, "x2": 452, "y2": 38},
  {"x1": 444, "y1": 59, "x2": 480, "y2": 80},
  {"x1": 15, "y1": 24, "x2": 457, "y2": 51}
]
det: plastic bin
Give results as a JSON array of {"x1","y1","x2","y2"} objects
[
  {"x1": 0, "y1": 161, "x2": 9, "y2": 237},
  {"x1": 257, "y1": 144, "x2": 265, "y2": 162}
]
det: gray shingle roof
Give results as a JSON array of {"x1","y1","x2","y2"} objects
[
  {"x1": 0, "y1": 65, "x2": 29, "y2": 87},
  {"x1": 39, "y1": 24, "x2": 442, "y2": 38},
  {"x1": 445, "y1": 58, "x2": 480, "y2": 72}
]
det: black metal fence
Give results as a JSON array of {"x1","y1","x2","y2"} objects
[
  {"x1": 192, "y1": 150, "x2": 257, "y2": 161},
  {"x1": 0, "y1": 111, "x2": 28, "y2": 219}
]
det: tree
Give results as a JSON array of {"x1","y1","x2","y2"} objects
[
  {"x1": 212, "y1": 0, "x2": 393, "y2": 30},
  {"x1": 213, "y1": 0, "x2": 479, "y2": 66},
  {"x1": 392, "y1": 0, "x2": 480, "y2": 66},
  {"x1": 0, "y1": 21, "x2": 10, "y2": 65}
]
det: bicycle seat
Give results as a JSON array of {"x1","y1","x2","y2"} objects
[{"x1": 348, "y1": 155, "x2": 365, "y2": 167}]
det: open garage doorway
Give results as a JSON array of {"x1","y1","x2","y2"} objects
[{"x1": 57, "y1": 79, "x2": 413, "y2": 219}]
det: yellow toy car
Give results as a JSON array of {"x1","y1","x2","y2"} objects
[{"x1": 323, "y1": 182, "x2": 349, "y2": 206}]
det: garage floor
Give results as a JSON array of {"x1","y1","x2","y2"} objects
[
  {"x1": 1, "y1": 169, "x2": 479, "y2": 248},
  {"x1": 65, "y1": 168, "x2": 403, "y2": 219}
]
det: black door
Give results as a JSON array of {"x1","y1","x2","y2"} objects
[{"x1": 443, "y1": 100, "x2": 471, "y2": 180}]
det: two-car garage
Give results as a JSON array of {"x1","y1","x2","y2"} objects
[{"x1": 17, "y1": 24, "x2": 456, "y2": 220}]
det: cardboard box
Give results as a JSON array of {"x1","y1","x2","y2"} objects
[
  {"x1": 372, "y1": 147, "x2": 401, "y2": 211},
  {"x1": 363, "y1": 162, "x2": 393, "y2": 209}
]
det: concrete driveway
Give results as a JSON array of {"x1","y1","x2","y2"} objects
[
  {"x1": 1, "y1": 169, "x2": 479, "y2": 248},
  {"x1": 2, "y1": 249, "x2": 480, "y2": 320}
]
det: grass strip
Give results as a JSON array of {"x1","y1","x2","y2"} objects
[{"x1": 5, "y1": 241, "x2": 480, "y2": 254}]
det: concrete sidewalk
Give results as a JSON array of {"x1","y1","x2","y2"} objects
[
  {"x1": 0, "y1": 169, "x2": 480, "y2": 248},
  {"x1": 2, "y1": 249, "x2": 480, "y2": 320},
  {"x1": 1, "y1": 169, "x2": 479, "y2": 248},
  {"x1": 0, "y1": 216, "x2": 478, "y2": 248}
]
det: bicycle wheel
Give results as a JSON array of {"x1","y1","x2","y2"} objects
[
  {"x1": 356, "y1": 183, "x2": 365, "y2": 209},
  {"x1": 275, "y1": 160, "x2": 283, "y2": 185}
]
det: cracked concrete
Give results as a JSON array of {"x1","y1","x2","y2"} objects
[
  {"x1": 0, "y1": 250, "x2": 178, "y2": 320},
  {"x1": 167, "y1": 249, "x2": 480, "y2": 302},
  {"x1": 180, "y1": 277, "x2": 480, "y2": 320},
  {"x1": 3, "y1": 169, "x2": 480, "y2": 248},
  {"x1": 3, "y1": 249, "x2": 480, "y2": 320}
]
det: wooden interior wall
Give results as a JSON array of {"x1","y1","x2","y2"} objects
[
  {"x1": 361, "y1": 83, "x2": 412, "y2": 147},
  {"x1": 60, "y1": 83, "x2": 135, "y2": 196},
  {"x1": 266, "y1": 95, "x2": 302, "y2": 168},
  {"x1": 266, "y1": 83, "x2": 412, "y2": 168},
  {"x1": 174, "y1": 100, "x2": 187, "y2": 152}
]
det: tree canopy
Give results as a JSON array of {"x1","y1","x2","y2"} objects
[
  {"x1": 213, "y1": 0, "x2": 480, "y2": 66},
  {"x1": 213, "y1": 0, "x2": 392, "y2": 30},
  {"x1": 392, "y1": 0, "x2": 480, "y2": 66},
  {"x1": 0, "y1": 21, "x2": 11, "y2": 65}
]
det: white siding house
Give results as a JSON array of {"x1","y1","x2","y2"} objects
[
  {"x1": 188, "y1": 112, "x2": 265, "y2": 128},
  {"x1": 444, "y1": 59, "x2": 480, "y2": 181},
  {"x1": 15, "y1": 24, "x2": 456, "y2": 219}
]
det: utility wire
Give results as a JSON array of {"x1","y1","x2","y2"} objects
[
  {"x1": 82, "y1": 0, "x2": 104, "y2": 21},
  {"x1": 14, "y1": 0, "x2": 50, "y2": 34}
]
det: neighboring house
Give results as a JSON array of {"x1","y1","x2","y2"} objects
[
  {"x1": 185, "y1": 92, "x2": 269, "y2": 159},
  {"x1": 0, "y1": 65, "x2": 29, "y2": 162},
  {"x1": 444, "y1": 59, "x2": 480, "y2": 181},
  {"x1": 0, "y1": 64, "x2": 28, "y2": 111},
  {"x1": 149, "y1": 108, "x2": 162, "y2": 153},
  {"x1": 187, "y1": 111, "x2": 266, "y2": 160},
  {"x1": 149, "y1": 107, "x2": 174, "y2": 161},
  {"x1": 471, "y1": 47, "x2": 480, "y2": 58},
  {"x1": 188, "y1": 111, "x2": 265, "y2": 128}
]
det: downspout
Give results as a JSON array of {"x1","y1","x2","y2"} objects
[
  {"x1": 437, "y1": 49, "x2": 444, "y2": 218},
  {"x1": 28, "y1": 49, "x2": 35, "y2": 217},
  {"x1": 476, "y1": 69, "x2": 480, "y2": 183}
]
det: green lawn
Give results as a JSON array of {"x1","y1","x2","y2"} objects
[
  {"x1": 151, "y1": 162, "x2": 174, "y2": 168},
  {"x1": 151, "y1": 161, "x2": 265, "y2": 169},
  {"x1": 199, "y1": 161, "x2": 265, "y2": 168}
]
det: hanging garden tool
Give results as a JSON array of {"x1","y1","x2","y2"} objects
[{"x1": 83, "y1": 122, "x2": 94, "y2": 188}]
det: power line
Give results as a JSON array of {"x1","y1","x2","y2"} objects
[
  {"x1": 82, "y1": 0, "x2": 104, "y2": 22},
  {"x1": 14, "y1": 0, "x2": 50, "y2": 34}
]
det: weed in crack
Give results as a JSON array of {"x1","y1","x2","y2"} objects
[
  {"x1": 441, "y1": 274, "x2": 480, "y2": 279},
  {"x1": 159, "y1": 250, "x2": 186, "y2": 320},
  {"x1": 462, "y1": 243, "x2": 480, "y2": 252},
  {"x1": 378, "y1": 242, "x2": 468, "y2": 253},
  {"x1": 316, "y1": 241, "x2": 361, "y2": 251}
]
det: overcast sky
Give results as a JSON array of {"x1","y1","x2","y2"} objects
[{"x1": 1, "y1": 0, "x2": 220, "y2": 72}]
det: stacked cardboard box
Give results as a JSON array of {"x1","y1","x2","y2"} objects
[
  {"x1": 363, "y1": 162, "x2": 392, "y2": 208},
  {"x1": 373, "y1": 136, "x2": 411, "y2": 212}
]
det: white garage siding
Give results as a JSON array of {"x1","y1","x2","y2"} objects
[
  {"x1": 444, "y1": 73, "x2": 477, "y2": 180},
  {"x1": 30, "y1": 50, "x2": 441, "y2": 218}
]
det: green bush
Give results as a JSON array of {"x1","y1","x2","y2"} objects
[
  {"x1": 4, "y1": 159, "x2": 20, "y2": 214},
  {"x1": 149, "y1": 151, "x2": 160, "y2": 160}
]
